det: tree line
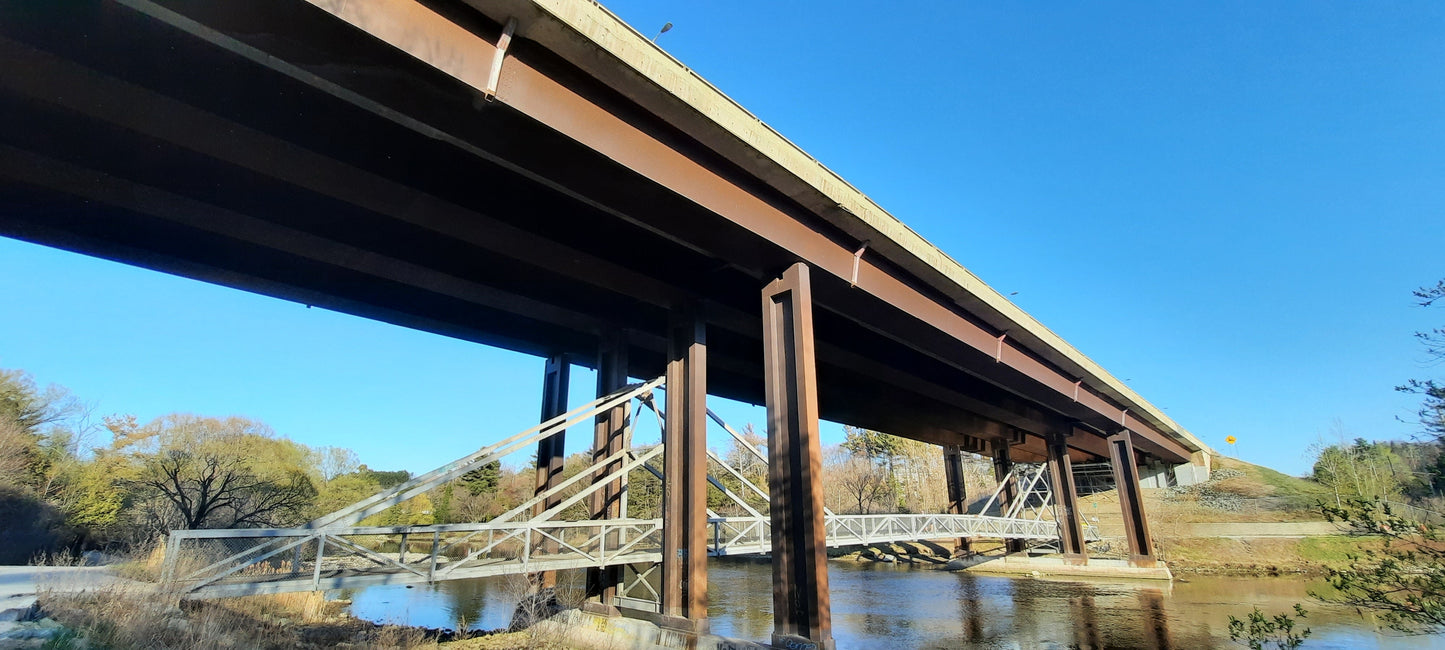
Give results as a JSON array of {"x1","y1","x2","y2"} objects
[
  {"x1": 1, "y1": 362, "x2": 1002, "y2": 567},
  {"x1": 0, "y1": 368, "x2": 460, "y2": 564}
]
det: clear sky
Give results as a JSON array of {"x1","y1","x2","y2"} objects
[{"x1": 2, "y1": 1, "x2": 1443, "y2": 477}]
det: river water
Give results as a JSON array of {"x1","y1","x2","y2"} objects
[{"x1": 348, "y1": 559, "x2": 1440, "y2": 648}]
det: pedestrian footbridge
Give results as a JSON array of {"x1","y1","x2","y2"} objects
[{"x1": 164, "y1": 380, "x2": 1094, "y2": 601}]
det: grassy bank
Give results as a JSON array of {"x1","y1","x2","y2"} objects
[
  {"x1": 37, "y1": 586, "x2": 445, "y2": 649},
  {"x1": 1161, "y1": 535, "x2": 1382, "y2": 576},
  {"x1": 831, "y1": 457, "x2": 1377, "y2": 577}
]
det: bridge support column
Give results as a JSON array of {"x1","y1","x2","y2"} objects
[
  {"x1": 1046, "y1": 432, "x2": 1088, "y2": 563},
  {"x1": 662, "y1": 309, "x2": 708, "y2": 630},
  {"x1": 762, "y1": 263, "x2": 834, "y2": 650},
  {"x1": 991, "y1": 438, "x2": 1026, "y2": 555},
  {"x1": 532, "y1": 354, "x2": 569, "y2": 588},
  {"x1": 942, "y1": 444, "x2": 972, "y2": 554},
  {"x1": 588, "y1": 330, "x2": 628, "y2": 610},
  {"x1": 1108, "y1": 430, "x2": 1157, "y2": 566}
]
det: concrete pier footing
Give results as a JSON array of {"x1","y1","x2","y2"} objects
[{"x1": 961, "y1": 555, "x2": 1173, "y2": 581}]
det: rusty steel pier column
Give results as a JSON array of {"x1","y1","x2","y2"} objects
[
  {"x1": 587, "y1": 330, "x2": 628, "y2": 610},
  {"x1": 990, "y1": 437, "x2": 1026, "y2": 555},
  {"x1": 662, "y1": 309, "x2": 708, "y2": 630},
  {"x1": 942, "y1": 444, "x2": 972, "y2": 554},
  {"x1": 1046, "y1": 432, "x2": 1088, "y2": 563},
  {"x1": 761, "y1": 263, "x2": 834, "y2": 650},
  {"x1": 532, "y1": 354, "x2": 570, "y2": 588},
  {"x1": 1108, "y1": 430, "x2": 1157, "y2": 566}
]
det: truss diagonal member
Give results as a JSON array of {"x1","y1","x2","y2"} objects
[
  {"x1": 173, "y1": 534, "x2": 292, "y2": 582},
  {"x1": 706, "y1": 408, "x2": 768, "y2": 464},
  {"x1": 703, "y1": 407, "x2": 838, "y2": 518},
  {"x1": 185, "y1": 534, "x2": 316, "y2": 593},
  {"x1": 705, "y1": 470, "x2": 763, "y2": 518},
  {"x1": 706, "y1": 448, "x2": 769, "y2": 504},
  {"x1": 623, "y1": 563, "x2": 661, "y2": 602},
  {"x1": 977, "y1": 468, "x2": 1013, "y2": 517},
  {"x1": 629, "y1": 449, "x2": 666, "y2": 483},
  {"x1": 608, "y1": 521, "x2": 663, "y2": 558},
  {"x1": 714, "y1": 518, "x2": 764, "y2": 549},
  {"x1": 310, "y1": 377, "x2": 663, "y2": 528},
  {"x1": 439, "y1": 527, "x2": 530, "y2": 577},
  {"x1": 324, "y1": 534, "x2": 429, "y2": 579},
  {"x1": 1006, "y1": 466, "x2": 1046, "y2": 520},
  {"x1": 491, "y1": 444, "x2": 638, "y2": 524},
  {"x1": 533, "y1": 445, "x2": 665, "y2": 522},
  {"x1": 532, "y1": 526, "x2": 599, "y2": 563}
]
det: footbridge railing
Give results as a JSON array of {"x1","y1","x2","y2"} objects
[
  {"x1": 162, "y1": 373, "x2": 1100, "y2": 600},
  {"x1": 166, "y1": 511, "x2": 1097, "y2": 598}
]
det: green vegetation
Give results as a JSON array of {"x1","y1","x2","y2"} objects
[
  {"x1": 1228, "y1": 605, "x2": 1310, "y2": 650},
  {"x1": 1226, "y1": 458, "x2": 1332, "y2": 503},
  {"x1": 1220, "y1": 278, "x2": 1445, "y2": 640},
  {"x1": 0, "y1": 367, "x2": 438, "y2": 563},
  {"x1": 1314, "y1": 499, "x2": 1445, "y2": 633}
]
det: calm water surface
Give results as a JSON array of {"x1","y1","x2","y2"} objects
[{"x1": 348, "y1": 559, "x2": 1440, "y2": 648}]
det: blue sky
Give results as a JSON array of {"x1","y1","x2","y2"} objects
[{"x1": 3, "y1": 1, "x2": 1443, "y2": 476}]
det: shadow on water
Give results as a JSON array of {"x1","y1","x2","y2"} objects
[{"x1": 347, "y1": 559, "x2": 1441, "y2": 649}]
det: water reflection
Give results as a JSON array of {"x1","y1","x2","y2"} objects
[{"x1": 349, "y1": 560, "x2": 1441, "y2": 649}]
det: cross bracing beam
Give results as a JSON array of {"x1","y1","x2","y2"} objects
[{"x1": 0, "y1": 0, "x2": 1206, "y2": 467}]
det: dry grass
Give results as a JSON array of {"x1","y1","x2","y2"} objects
[
  {"x1": 439, "y1": 630, "x2": 535, "y2": 648},
  {"x1": 498, "y1": 572, "x2": 588, "y2": 649},
  {"x1": 1209, "y1": 474, "x2": 1274, "y2": 499},
  {"x1": 1161, "y1": 535, "x2": 1387, "y2": 576},
  {"x1": 110, "y1": 539, "x2": 167, "y2": 582},
  {"x1": 38, "y1": 583, "x2": 446, "y2": 649}
]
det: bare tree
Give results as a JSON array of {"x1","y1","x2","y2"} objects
[
  {"x1": 315, "y1": 446, "x2": 361, "y2": 481},
  {"x1": 724, "y1": 423, "x2": 768, "y2": 486},
  {"x1": 0, "y1": 415, "x2": 31, "y2": 484},
  {"x1": 133, "y1": 450, "x2": 315, "y2": 529},
  {"x1": 826, "y1": 447, "x2": 890, "y2": 514}
]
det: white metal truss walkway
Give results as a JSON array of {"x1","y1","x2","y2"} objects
[{"x1": 162, "y1": 378, "x2": 1097, "y2": 599}]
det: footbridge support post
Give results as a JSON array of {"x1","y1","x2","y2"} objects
[
  {"x1": 1108, "y1": 430, "x2": 1158, "y2": 567},
  {"x1": 588, "y1": 329, "x2": 629, "y2": 610},
  {"x1": 662, "y1": 309, "x2": 708, "y2": 631},
  {"x1": 991, "y1": 437, "x2": 1026, "y2": 555},
  {"x1": 942, "y1": 444, "x2": 971, "y2": 554},
  {"x1": 762, "y1": 263, "x2": 834, "y2": 650},
  {"x1": 532, "y1": 353, "x2": 570, "y2": 588},
  {"x1": 1046, "y1": 431, "x2": 1088, "y2": 562}
]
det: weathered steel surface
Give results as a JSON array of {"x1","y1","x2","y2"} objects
[
  {"x1": 662, "y1": 310, "x2": 708, "y2": 625},
  {"x1": 1109, "y1": 430, "x2": 1157, "y2": 565},
  {"x1": 587, "y1": 330, "x2": 629, "y2": 603},
  {"x1": 1047, "y1": 433, "x2": 1088, "y2": 560},
  {"x1": 460, "y1": 0, "x2": 1208, "y2": 459},
  {"x1": 762, "y1": 263, "x2": 833, "y2": 650},
  {"x1": 532, "y1": 355, "x2": 570, "y2": 588},
  {"x1": 991, "y1": 438, "x2": 1027, "y2": 555},
  {"x1": 943, "y1": 444, "x2": 972, "y2": 553},
  {"x1": 0, "y1": 1, "x2": 1207, "y2": 468}
]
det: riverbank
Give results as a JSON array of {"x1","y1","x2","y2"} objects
[{"x1": 832, "y1": 457, "x2": 1375, "y2": 578}]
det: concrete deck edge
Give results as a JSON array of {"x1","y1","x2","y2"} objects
[
  {"x1": 962, "y1": 556, "x2": 1174, "y2": 581},
  {"x1": 491, "y1": 0, "x2": 1209, "y2": 456}
]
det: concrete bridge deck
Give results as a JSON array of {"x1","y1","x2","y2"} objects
[{"x1": 2, "y1": 2, "x2": 1204, "y2": 645}]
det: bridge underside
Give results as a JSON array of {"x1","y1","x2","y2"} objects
[
  {"x1": 0, "y1": 1, "x2": 1195, "y2": 466},
  {"x1": 3, "y1": 2, "x2": 1195, "y2": 646}
]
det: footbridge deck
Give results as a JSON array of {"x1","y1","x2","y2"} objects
[
  {"x1": 168, "y1": 512, "x2": 1093, "y2": 599},
  {"x1": 163, "y1": 380, "x2": 1091, "y2": 600}
]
